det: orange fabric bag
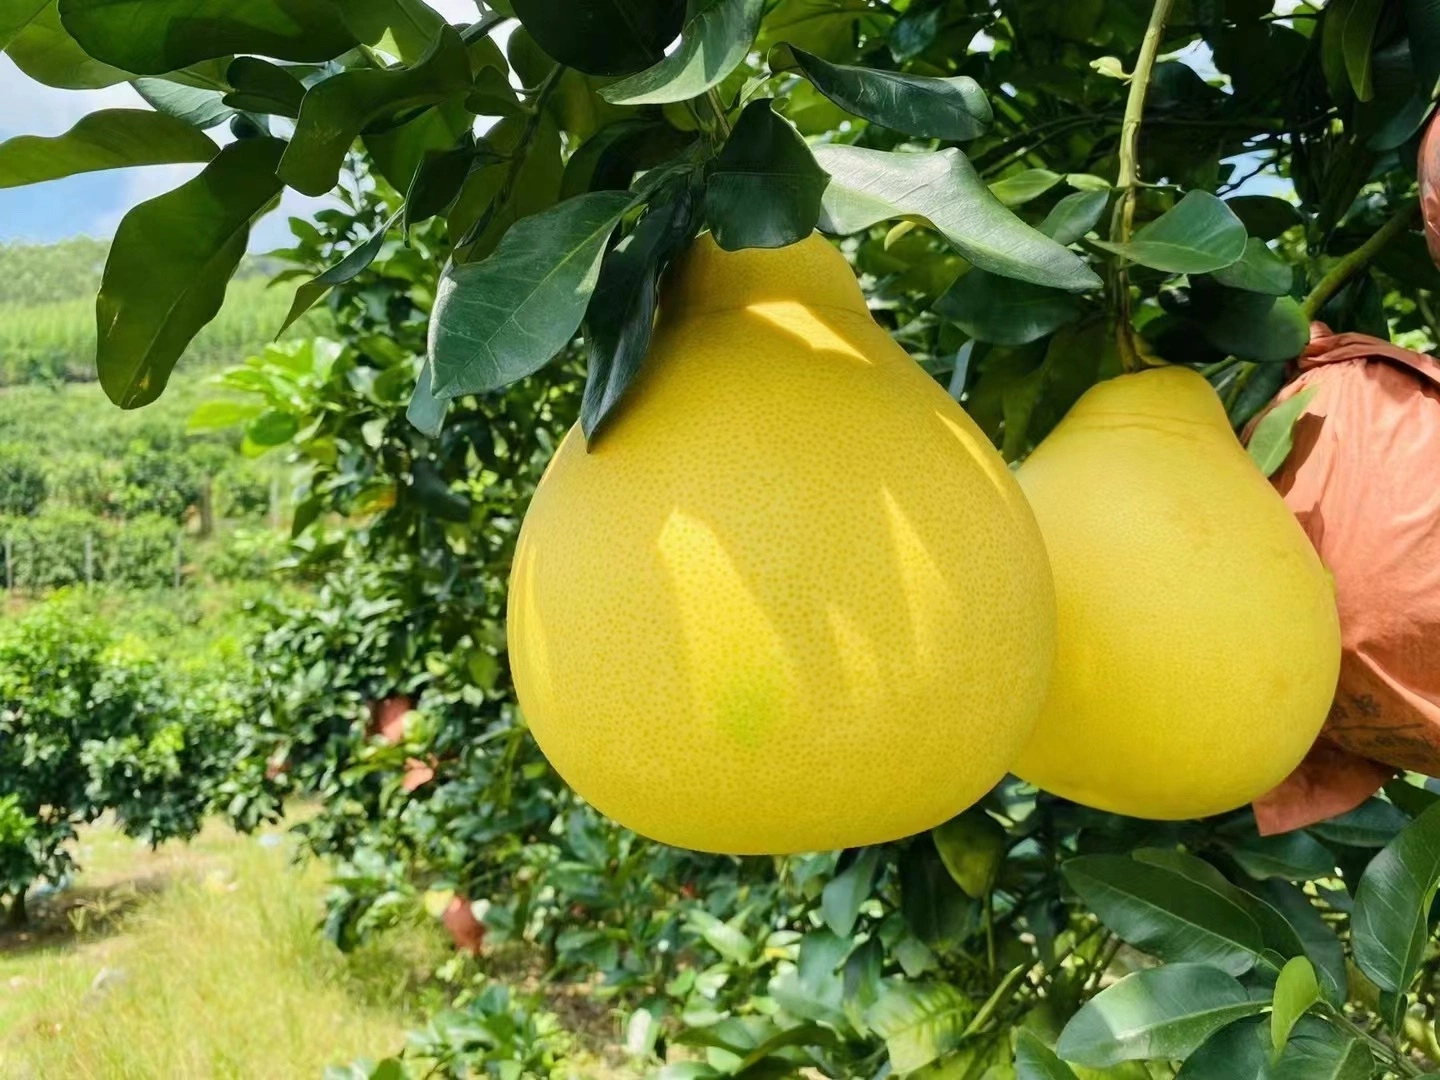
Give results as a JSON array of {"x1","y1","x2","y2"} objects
[
  {"x1": 1423, "y1": 108, "x2": 1439, "y2": 267},
  {"x1": 1252, "y1": 324, "x2": 1440, "y2": 834}
]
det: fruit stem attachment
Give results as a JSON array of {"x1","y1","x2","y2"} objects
[
  {"x1": 1301, "y1": 198, "x2": 1418, "y2": 320},
  {"x1": 1108, "y1": 0, "x2": 1176, "y2": 372}
]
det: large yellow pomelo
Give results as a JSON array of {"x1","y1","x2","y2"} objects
[
  {"x1": 508, "y1": 233, "x2": 1055, "y2": 854},
  {"x1": 1014, "y1": 366, "x2": 1341, "y2": 819}
]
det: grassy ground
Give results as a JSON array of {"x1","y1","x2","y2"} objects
[{"x1": 0, "y1": 819, "x2": 452, "y2": 1079}]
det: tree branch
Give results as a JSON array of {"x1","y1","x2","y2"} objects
[{"x1": 1302, "y1": 199, "x2": 1419, "y2": 320}]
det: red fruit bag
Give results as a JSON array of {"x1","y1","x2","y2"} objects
[
  {"x1": 1423, "y1": 107, "x2": 1440, "y2": 268},
  {"x1": 1252, "y1": 324, "x2": 1440, "y2": 834}
]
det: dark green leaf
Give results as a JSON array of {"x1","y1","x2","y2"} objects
[
  {"x1": 814, "y1": 145, "x2": 1100, "y2": 291},
  {"x1": 0, "y1": 108, "x2": 216, "y2": 188},
  {"x1": 135, "y1": 75, "x2": 235, "y2": 129},
  {"x1": 1225, "y1": 196, "x2": 1305, "y2": 241},
  {"x1": 931, "y1": 809, "x2": 1005, "y2": 899},
  {"x1": 223, "y1": 57, "x2": 306, "y2": 118},
  {"x1": 582, "y1": 180, "x2": 700, "y2": 441},
  {"x1": 1063, "y1": 855, "x2": 1264, "y2": 975},
  {"x1": 405, "y1": 144, "x2": 492, "y2": 232},
  {"x1": 1254, "y1": 881, "x2": 1348, "y2": 1007},
  {"x1": 1091, "y1": 190, "x2": 1248, "y2": 274},
  {"x1": 1230, "y1": 827, "x2": 1337, "y2": 880},
  {"x1": 1311, "y1": 799, "x2": 1412, "y2": 848},
  {"x1": 429, "y1": 190, "x2": 633, "y2": 399},
  {"x1": 1248, "y1": 387, "x2": 1319, "y2": 477},
  {"x1": 935, "y1": 271, "x2": 1083, "y2": 346},
  {"x1": 820, "y1": 847, "x2": 882, "y2": 939},
  {"x1": 1210, "y1": 239, "x2": 1294, "y2": 295},
  {"x1": 410, "y1": 459, "x2": 470, "y2": 521},
  {"x1": 57, "y1": 0, "x2": 355, "y2": 74},
  {"x1": 900, "y1": 836, "x2": 974, "y2": 947},
  {"x1": 1408, "y1": 0, "x2": 1440, "y2": 97},
  {"x1": 1342, "y1": 0, "x2": 1384, "y2": 100},
  {"x1": 511, "y1": 0, "x2": 686, "y2": 76},
  {"x1": 1271, "y1": 1023, "x2": 1372, "y2": 1080},
  {"x1": 1271, "y1": 956, "x2": 1320, "y2": 1056},
  {"x1": 1042, "y1": 189, "x2": 1111, "y2": 246},
  {"x1": 865, "y1": 981, "x2": 973, "y2": 1074},
  {"x1": 705, "y1": 99, "x2": 828, "y2": 251},
  {"x1": 602, "y1": 0, "x2": 764, "y2": 105},
  {"x1": 1202, "y1": 292, "x2": 1310, "y2": 363},
  {"x1": 1015, "y1": 1029, "x2": 1080, "y2": 1080},
  {"x1": 97, "y1": 137, "x2": 285, "y2": 409},
  {"x1": 280, "y1": 25, "x2": 471, "y2": 196},
  {"x1": 280, "y1": 209, "x2": 401, "y2": 335},
  {"x1": 768, "y1": 42, "x2": 991, "y2": 141},
  {"x1": 1056, "y1": 964, "x2": 1265, "y2": 1068},
  {"x1": 6, "y1": 1, "x2": 129, "y2": 87},
  {"x1": 989, "y1": 168, "x2": 1062, "y2": 208},
  {"x1": 1352, "y1": 800, "x2": 1440, "y2": 993},
  {"x1": 1176, "y1": 1017, "x2": 1271, "y2": 1079},
  {"x1": 336, "y1": 0, "x2": 446, "y2": 63}
]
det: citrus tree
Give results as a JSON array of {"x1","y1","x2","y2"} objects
[{"x1": 6, "y1": 0, "x2": 1440, "y2": 1077}]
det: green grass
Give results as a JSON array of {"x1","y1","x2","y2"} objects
[{"x1": 0, "y1": 818, "x2": 452, "y2": 1080}]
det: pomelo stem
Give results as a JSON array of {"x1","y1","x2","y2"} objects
[
  {"x1": 1301, "y1": 198, "x2": 1418, "y2": 320},
  {"x1": 1109, "y1": 0, "x2": 1177, "y2": 372}
]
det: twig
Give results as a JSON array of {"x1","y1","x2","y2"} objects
[
  {"x1": 1302, "y1": 199, "x2": 1419, "y2": 320},
  {"x1": 705, "y1": 87, "x2": 733, "y2": 139},
  {"x1": 1108, "y1": 0, "x2": 1177, "y2": 372}
]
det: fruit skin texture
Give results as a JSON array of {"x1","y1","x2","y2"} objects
[
  {"x1": 508, "y1": 233, "x2": 1056, "y2": 855},
  {"x1": 1014, "y1": 366, "x2": 1341, "y2": 820}
]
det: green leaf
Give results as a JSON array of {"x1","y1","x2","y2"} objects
[
  {"x1": 900, "y1": 836, "x2": 974, "y2": 947},
  {"x1": 1225, "y1": 196, "x2": 1305, "y2": 241},
  {"x1": 511, "y1": 0, "x2": 686, "y2": 77},
  {"x1": 1202, "y1": 292, "x2": 1310, "y2": 363},
  {"x1": 187, "y1": 399, "x2": 264, "y2": 432},
  {"x1": 685, "y1": 909, "x2": 755, "y2": 965},
  {"x1": 1210, "y1": 239, "x2": 1294, "y2": 295},
  {"x1": 1270, "y1": 957, "x2": 1320, "y2": 1058},
  {"x1": 1056, "y1": 964, "x2": 1265, "y2": 1068},
  {"x1": 1352, "y1": 800, "x2": 1440, "y2": 994},
  {"x1": 404, "y1": 144, "x2": 496, "y2": 232},
  {"x1": 704, "y1": 99, "x2": 829, "y2": 251},
  {"x1": 1248, "y1": 387, "x2": 1319, "y2": 478},
  {"x1": 97, "y1": 137, "x2": 285, "y2": 409},
  {"x1": 223, "y1": 57, "x2": 306, "y2": 118},
  {"x1": 6, "y1": 1, "x2": 129, "y2": 88},
  {"x1": 935, "y1": 270, "x2": 1083, "y2": 346},
  {"x1": 1063, "y1": 855, "x2": 1265, "y2": 974},
  {"x1": 601, "y1": 0, "x2": 764, "y2": 106},
  {"x1": 280, "y1": 24, "x2": 471, "y2": 196},
  {"x1": 1311, "y1": 799, "x2": 1411, "y2": 848},
  {"x1": 1041, "y1": 189, "x2": 1111, "y2": 246},
  {"x1": 988, "y1": 168, "x2": 1062, "y2": 208},
  {"x1": 135, "y1": 75, "x2": 235, "y2": 129},
  {"x1": 280, "y1": 209, "x2": 401, "y2": 336},
  {"x1": 931, "y1": 809, "x2": 1005, "y2": 899},
  {"x1": 336, "y1": 0, "x2": 446, "y2": 63},
  {"x1": 1254, "y1": 882, "x2": 1347, "y2": 1007},
  {"x1": 1015, "y1": 1030, "x2": 1079, "y2": 1080},
  {"x1": 56, "y1": 0, "x2": 356, "y2": 74},
  {"x1": 406, "y1": 363, "x2": 447, "y2": 437},
  {"x1": 1271, "y1": 1023, "x2": 1372, "y2": 1080},
  {"x1": 1229, "y1": 828, "x2": 1337, "y2": 881},
  {"x1": 1091, "y1": 190, "x2": 1248, "y2": 274},
  {"x1": 1407, "y1": 0, "x2": 1440, "y2": 97},
  {"x1": 582, "y1": 180, "x2": 700, "y2": 442},
  {"x1": 1176, "y1": 1017, "x2": 1271, "y2": 1080},
  {"x1": 246, "y1": 409, "x2": 299, "y2": 447},
  {"x1": 768, "y1": 42, "x2": 991, "y2": 141},
  {"x1": 0, "y1": 0, "x2": 47, "y2": 49},
  {"x1": 820, "y1": 847, "x2": 883, "y2": 938},
  {"x1": 0, "y1": 108, "x2": 216, "y2": 189},
  {"x1": 428, "y1": 190, "x2": 633, "y2": 400},
  {"x1": 814, "y1": 145, "x2": 1100, "y2": 292},
  {"x1": 866, "y1": 981, "x2": 973, "y2": 1074},
  {"x1": 1341, "y1": 0, "x2": 1384, "y2": 101}
]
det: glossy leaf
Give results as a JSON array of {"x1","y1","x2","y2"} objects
[
  {"x1": 1063, "y1": 855, "x2": 1264, "y2": 974},
  {"x1": 768, "y1": 42, "x2": 991, "y2": 140},
  {"x1": 1042, "y1": 189, "x2": 1110, "y2": 246},
  {"x1": 56, "y1": 0, "x2": 355, "y2": 74},
  {"x1": 1352, "y1": 800, "x2": 1440, "y2": 993},
  {"x1": 0, "y1": 108, "x2": 216, "y2": 188},
  {"x1": 935, "y1": 271, "x2": 1083, "y2": 346},
  {"x1": 427, "y1": 190, "x2": 633, "y2": 401},
  {"x1": 1230, "y1": 828, "x2": 1337, "y2": 881},
  {"x1": 582, "y1": 181, "x2": 700, "y2": 441},
  {"x1": 6, "y1": 1, "x2": 129, "y2": 88},
  {"x1": 931, "y1": 810, "x2": 1005, "y2": 899},
  {"x1": 1311, "y1": 799, "x2": 1411, "y2": 848},
  {"x1": 602, "y1": 0, "x2": 764, "y2": 106},
  {"x1": 96, "y1": 137, "x2": 285, "y2": 409},
  {"x1": 280, "y1": 25, "x2": 471, "y2": 196},
  {"x1": 1248, "y1": 388, "x2": 1318, "y2": 478},
  {"x1": 223, "y1": 57, "x2": 306, "y2": 118},
  {"x1": 820, "y1": 847, "x2": 883, "y2": 938},
  {"x1": 814, "y1": 145, "x2": 1100, "y2": 291},
  {"x1": 1226, "y1": 195, "x2": 1305, "y2": 241},
  {"x1": 1092, "y1": 190, "x2": 1248, "y2": 274},
  {"x1": 1015, "y1": 1030, "x2": 1079, "y2": 1080},
  {"x1": 511, "y1": 0, "x2": 686, "y2": 77},
  {"x1": 865, "y1": 981, "x2": 972, "y2": 1074},
  {"x1": 280, "y1": 209, "x2": 401, "y2": 336},
  {"x1": 0, "y1": 0, "x2": 46, "y2": 49},
  {"x1": 1056, "y1": 964, "x2": 1265, "y2": 1068},
  {"x1": 989, "y1": 168, "x2": 1062, "y2": 208},
  {"x1": 1176, "y1": 1017, "x2": 1271, "y2": 1080},
  {"x1": 1255, "y1": 881, "x2": 1348, "y2": 1006},
  {"x1": 705, "y1": 99, "x2": 828, "y2": 251},
  {"x1": 1202, "y1": 292, "x2": 1310, "y2": 363},
  {"x1": 1271, "y1": 1023, "x2": 1372, "y2": 1080},
  {"x1": 134, "y1": 76, "x2": 235, "y2": 129},
  {"x1": 1270, "y1": 957, "x2": 1319, "y2": 1057},
  {"x1": 404, "y1": 144, "x2": 496, "y2": 232},
  {"x1": 1210, "y1": 238, "x2": 1294, "y2": 295}
]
